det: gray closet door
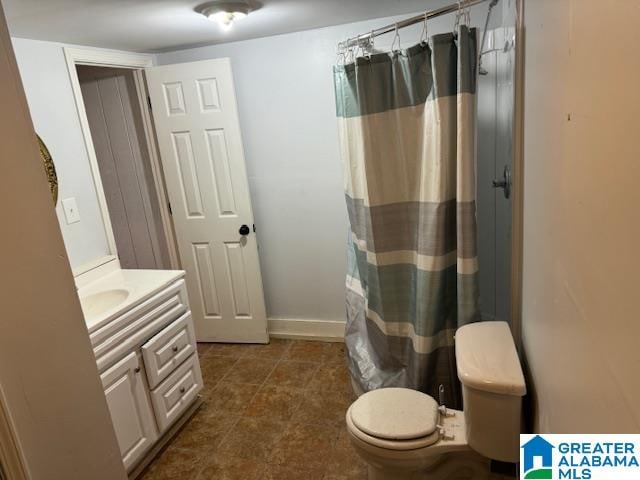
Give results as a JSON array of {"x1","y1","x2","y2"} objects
[
  {"x1": 79, "y1": 66, "x2": 170, "y2": 269},
  {"x1": 477, "y1": 27, "x2": 513, "y2": 322}
]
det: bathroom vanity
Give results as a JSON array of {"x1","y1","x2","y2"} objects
[{"x1": 78, "y1": 268, "x2": 203, "y2": 474}]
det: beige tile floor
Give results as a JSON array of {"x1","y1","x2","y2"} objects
[{"x1": 140, "y1": 339, "x2": 516, "y2": 480}]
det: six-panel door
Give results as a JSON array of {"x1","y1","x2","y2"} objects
[{"x1": 145, "y1": 58, "x2": 268, "y2": 343}]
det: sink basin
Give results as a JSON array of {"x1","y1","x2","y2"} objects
[{"x1": 80, "y1": 289, "x2": 130, "y2": 318}]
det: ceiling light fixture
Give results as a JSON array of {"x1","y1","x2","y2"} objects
[{"x1": 195, "y1": 1, "x2": 253, "y2": 31}]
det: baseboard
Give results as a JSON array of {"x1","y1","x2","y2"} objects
[{"x1": 267, "y1": 318, "x2": 345, "y2": 342}]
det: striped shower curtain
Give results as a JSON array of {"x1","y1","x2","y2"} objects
[{"x1": 333, "y1": 26, "x2": 480, "y2": 408}]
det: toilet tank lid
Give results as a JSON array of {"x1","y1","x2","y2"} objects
[{"x1": 455, "y1": 321, "x2": 526, "y2": 396}]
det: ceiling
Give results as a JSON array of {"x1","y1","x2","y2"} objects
[{"x1": 1, "y1": 0, "x2": 450, "y2": 53}]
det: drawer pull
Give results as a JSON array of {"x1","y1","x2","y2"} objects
[
  {"x1": 179, "y1": 386, "x2": 186, "y2": 394},
  {"x1": 134, "y1": 366, "x2": 141, "y2": 373},
  {"x1": 172, "y1": 345, "x2": 179, "y2": 353}
]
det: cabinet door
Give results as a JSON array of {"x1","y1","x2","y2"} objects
[{"x1": 100, "y1": 352, "x2": 158, "y2": 471}]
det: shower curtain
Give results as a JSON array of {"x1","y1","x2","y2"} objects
[{"x1": 333, "y1": 26, "x2": 480, "y2": 408}]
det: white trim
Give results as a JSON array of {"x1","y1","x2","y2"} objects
[
  {"x1": 131, "y1": 69, "x2": 180, "y2": 270},
  {"x1": 64, "y1": 47, "x2": 153, "y2": 70},
  {"x1": 510, "y1": 0, "x2": 525, "y2": 354},
  {"x1": 65, "y1": 47, "x2": 129, "y2": 276},
  {"x1": 0, "y1": 386, "x2": 28, "y2": 480},
  {"x1": 72, "y1": 254, "x2": 118, "y2": 278},
  {"x1": 267, "y1": 318, "x2": 345, "y2": 342},
  {"x1": 73, "y1": 256, "x2": 121, "y2": 289}
]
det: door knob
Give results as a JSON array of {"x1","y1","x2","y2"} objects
[
  {"x1": 492, "y1": 165, "x2": 512, "y2": 199},
  {"x1": 239, "y1": 224, "x2": 250, "y2": 236}
]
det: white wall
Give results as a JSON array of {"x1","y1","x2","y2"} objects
[
  {"x1": 158, "y1": 6, "x2": 495, "y2": 323},
  {"x1": 523, "y1": 0, "x2": 640, "y2": 432},
  {"x1": 0, "y1": 12, "x2": 126, "y2": 478},
  {"x1": 10, "y1": 6, "x2": 499, "y2": 325},
  {"x1": 12, "y1": 37, "x2": 111, "y2": 271}
]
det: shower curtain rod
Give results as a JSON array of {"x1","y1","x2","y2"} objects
[{"x1": 341, "y1": 0, "x2": 495, "y2": 49}]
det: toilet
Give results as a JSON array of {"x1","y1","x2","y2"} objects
[{"x1": 345, "y1": 321, "x2": 526, "y2": 480}]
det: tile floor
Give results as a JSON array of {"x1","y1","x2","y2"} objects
[{"x1": 140, "y1": 339, "x2": 515, "y2": 480}]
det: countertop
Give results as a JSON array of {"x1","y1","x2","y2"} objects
[{"x1": 78, "y1": 269, "x2": 185, "y2": 334}]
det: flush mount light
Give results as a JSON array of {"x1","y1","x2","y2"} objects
[{"x1": 196, "y1": 1, "x2": 253, "y2": 30}]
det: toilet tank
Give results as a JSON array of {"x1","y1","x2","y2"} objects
[{"x1": 455, "y1": 321, "x2": 526, "y2": 463}]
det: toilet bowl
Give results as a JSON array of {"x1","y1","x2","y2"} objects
[{"x1": 345, "y1": 321, "x2": 526, "y2": 480}]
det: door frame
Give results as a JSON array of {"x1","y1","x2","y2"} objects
[
  {"x1": 63, "y1": 47, "x2": 180, "y2": 279},
  {"x1": 510, "y1": 0, "x2": 525, "y2": 353},
  {"x1": 0, "y1": 387, "x2": 28, "y2": 480}
]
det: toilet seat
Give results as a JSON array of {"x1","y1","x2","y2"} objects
[{"x1": 347, "y1": 388, "x2": 442, "y2": 451}]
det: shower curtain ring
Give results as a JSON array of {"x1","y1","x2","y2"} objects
[
  {"x1": 419, "y1": 12, "x2": 428, "y2": 45},
  {"x1": 392, "y1": 23, "x2": 401, "y2": 53},
  {"x1": 348, "y1": 45, "x2": 355, "y2": 63},
  {"x1": 453, "y1": 0, "x2": 463, "y2": 34},
  {"x1": 365, "y1": 30, "x2": 374, "y2": 58},
  {"x1": 464, "y1": 3, "x2": 471, "y2": 26}
]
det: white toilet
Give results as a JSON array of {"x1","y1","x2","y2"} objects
[{"x1": 345, "y1": 321, "x2": 526, "y2": 480}]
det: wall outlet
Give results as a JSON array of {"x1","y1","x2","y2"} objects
[{"x1": 61, "y1": 197, "x2": 81, "y2": 224}]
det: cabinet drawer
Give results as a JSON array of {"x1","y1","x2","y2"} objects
[
  {"x1": 142, "y1": 312, "x2": 196, "y2": 389},
  {"x1": 150, "y1": 353, "x2": 202, "y2": 432},
  {"x1": 92, "y1": 280, "x2": 189, "y2": 372}
]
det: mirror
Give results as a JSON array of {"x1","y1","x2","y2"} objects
[
  {"x1": 12, "y1": 39, "x2": 118, "y2": 278},
  {"x1": 36, "y1": 128, "x2": 115, "y2": 276},
  {"x1": 37, "y1": 134, "x2": 58, "y2": 205}
]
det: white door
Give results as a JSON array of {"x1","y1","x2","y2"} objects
[
  {"x1": 100, "y1": 352, "x2": 157, "y2": 472},
  {"x1": 145, "y1": 58, "x2": 268, "y2": 343}
]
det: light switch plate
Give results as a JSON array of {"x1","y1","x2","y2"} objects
[{"x1": 61, "y1": 197, "x2": 81, "y2": 224}]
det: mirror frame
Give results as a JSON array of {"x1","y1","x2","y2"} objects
[{"x1": 63, "y1": 47, "x2": 154, "y2": 280}]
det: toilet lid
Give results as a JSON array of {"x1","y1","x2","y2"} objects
[{"x1": 349, "y1": 388, "x2": 439, "y2": 440}]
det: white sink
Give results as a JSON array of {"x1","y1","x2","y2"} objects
[{"x1": 80, "y1": 289, "x2": 130, "y2": 318}]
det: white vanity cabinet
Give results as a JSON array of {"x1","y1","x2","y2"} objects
[{"x1": 82, "y1": 271, "x2": 203, "y2": 473}]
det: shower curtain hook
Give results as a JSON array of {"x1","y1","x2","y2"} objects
[
  {"x1": 419, "y1": 12, "x2": 428, "y2": 45},
  {"x1": 368, "y1": 30, "x2": 375, "y2": 57},
  {"x1": 463, "y1": 1, "x2": 471, "y2": 26},
  {"x1": 348, "y1": 44, "x2": 355, "y2": 63},
  {"x1": 391, "y1": 23, "x2": 401, "y2": 54},
  {"x1": 453, "y1": 0, "x2": 462, "y2": 35}
]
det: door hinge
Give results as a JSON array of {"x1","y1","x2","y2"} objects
[
  {"x1": 167, "y1": 202, "x2": 172, "y2": 215},
  {"x1": 147, "y1": 96, "x2": 152, "y2": 111},
  {"x1": 253, "y1": 223, "x2": 256, "y2": 232}
]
